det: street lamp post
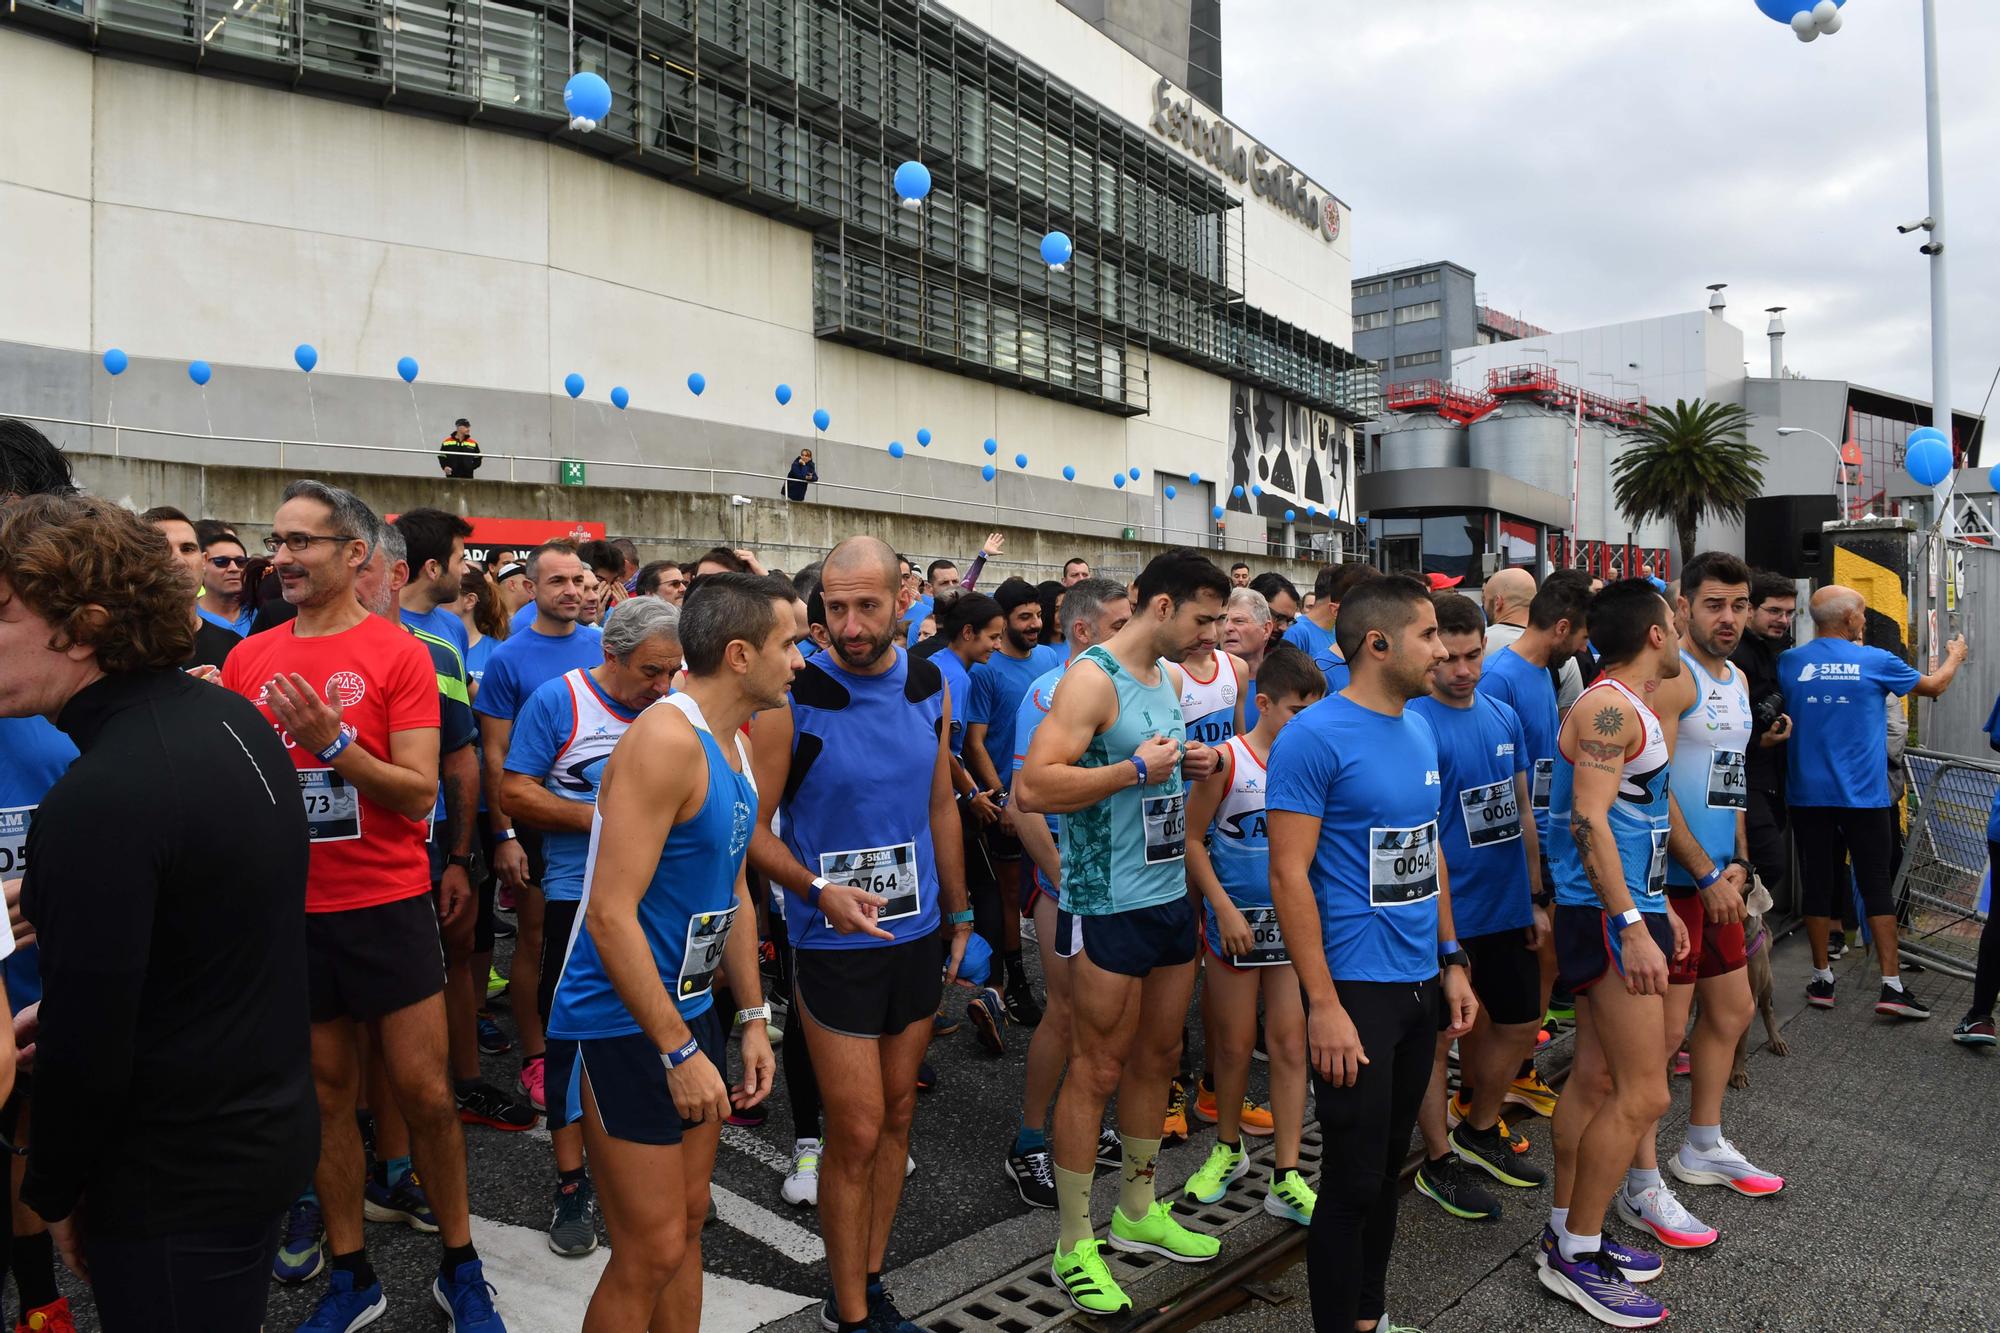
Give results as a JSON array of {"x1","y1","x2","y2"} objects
[{"x1": 1776, "y1": 425, "x2": 1853, "y2": 518}]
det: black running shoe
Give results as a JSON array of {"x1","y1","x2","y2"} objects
[
  {"x1": 492, "y1": 915, "x2": 517, "y2": 940},
  {"x1": 1449, "y1": 1123, "x2": 1547, "y2": 1188},
  {"x1": 1826, "y1": 931, "x2": 1847, "y2": 961},
  {"x1": 1806, "y1": 977, "x2": 1836, "y2": 1009},
  {"x1": 1875, "y1": 983, "x2": 1931, "y2": 1020},
  {"x1": 1952, "y1": 1014, "x2": 1998, "y2": 1046},
  {"x1": 1003, "y1": 984, "x2": 1043, "y2": 1027},
  {"x1": 1006, "y1": 1144, "x2": 1058, "y2": 1209},
  {"x1": 916, "y1": 1060, "x2": 938, "y2": 1093},
  {"x1": 1413, "y1": 1153, "x2": 1501, "y2": 1221},
  {"x1": 968, "y1": 987, "x2": 1006, "y2": 1055},
  {"x1": 457, "y1": 1081, "x2": 537, "y2": 1132},
  {"x1": 477, "y1": 1016, "x2": 511, "y2": 1055},
  {"x1": 1096, "y1": 1126, "x2": 1123, "y2": 1169}
]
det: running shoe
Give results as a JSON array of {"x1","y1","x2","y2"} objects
[
  {"x1": 1191, "y1": 1086, "x2": 1276, "y2": 1137},
  {"x1": 1826, "y1": 930, "x2": 1847, "y2": 961},
  {"x1": 1007, "y1": 1143, "x2": 1057, "y2": 1209},
  {"x1": 548, "y1": 1176, "x2": 599, "y2": 1256},
  {"x1": 457, "y1": 1081, "x2": 536, "y2": 1132},
  {"x1": 1547, "y1": 995, "x2": 1577, "y2": 1023},
  {"x1": 1108, "y1": 1200, "x2": 1219, "y2": 1262},
  {"x1": 1535, "y1": 1224, "x2": 1663, "y2": 1284},
  {"x1": 476, "y1": 1017, "x2": 511, "y2": 1056},
  {"x1": 1670, "y1": 1137, "x2": 1785, "y2": 1196},
  {"x1": 1264, "y1": 1168, "x2": 1315, "y2": 1225},
  {"x1": 1051, "y1": 1238, "x2": 1131, "y2": 1315},
  {"x1": 433, "y1": 1258, "x2": 506, "y2": 1332},
  {"x1": 1537, "y1": 1247, "x2": 1667, "y2": 1328},
  {"x1": 272, "y1": 1193, "x2": 326, "y2": 1282},
  {"x1": 915, "y1": 1061, "x2": 937, "y2": 1093},
  {"x1": 784, "y1": 1138, "x2": 821, "y2": 1207},
  {"x1": 1161, "y1": 1079, "x2": 1191, "y2": 1146},
  {"x1": 17, "y1": 1297, "x2": 77, "y2": 1332},
  {"x1": 1805, "y1": 976, "x2": 1836, "y2": 1009},
  {"x1": 1952, "y1": 1014, "x2": 1998, "y2": 1046},
  {"x1": 486, "y1": 966, "x2": 509, "y2": 1000},
  {"x1": 1504, "y1": 1069, "x2": 1559, "y2": 1118},
  {"x1": 1449, "y1": 1123, "x2": 1546, "y2": 1188},
  {"x1": 1617, "y1": 1181, "x2": 1718, "y2": 1249},
  {"x1": 1876, "y1": 982, "x2": 1932, "y2": 1020},
  {"x1": 869, "y1": 1290, "x2": 934, "y2": 1333},
  {"x1": 968, "y1": 987, "x2": 1006, "y2": 1055},
  {"x1": 298, "y1": 1269, "x2": 388, "y2": 1332},
  {"x1": 724, "y1": 1100, "x2": 768, "y2": 1128},
  {"x1": 1447, "y1": 1097, "x2": 1529, "y2": 1152},
  {"x1": 1096, "y1": 1126, "x2": 1123, "y2": 1169},
  {"x1": 518, "y1": 1056, "x2": 546, "y2": 1112},
  {"x1": 1003, "y1": 983, "x2": 1043, "y2": 1027},
  {"x1": 1535, "y1": 1026, "x2": 1553, "y2": 1052},
  {"x1": 1184, "y1": 1140, "x2": 1249, "y2": 1204},
  {"x1": 491, "y1": 915, "x2": 516, "y2": 940},
  {"x1": 932, "y1": 1006, "x2": 961, "y2": 1038},
  {"x1": 1413, "y1": 1153, "x2": 1500, "y2": 1221},
  {"x1": 365, "y1": 1170, "x2": 439, "y2": 1232},
  {"x1": 497, "y1": 885, "x2": 516, "y2": 912},
  {"x1": 1670, "y1": 1049, "x2": 1691, "y2": 1077}
]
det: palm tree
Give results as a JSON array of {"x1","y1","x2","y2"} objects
[{"x1": 1610, "y1": 398, "x2": 1766, "y2": 573}]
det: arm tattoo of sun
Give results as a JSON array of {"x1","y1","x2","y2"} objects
[{"x1": 1591, "y1": 705, "x2": 1625, "y2": 737}]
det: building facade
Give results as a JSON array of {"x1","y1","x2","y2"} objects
[
  {"x1": 1351, "y1": 260, "x2": 1547, "y2": 392},
  {"x1": 1056, "y1": 0, "x2": 1221, "y2": 111}
]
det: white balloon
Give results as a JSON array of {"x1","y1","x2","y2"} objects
[
  {"x1": 1795, "y1": 23, "x2": 1818, "y2": 41},
  {"x1": 1791, "y1": 10, "x2": 1817, "y2": 36},
  {"x1": 1819, "y1": 10, "x2": 1842, "y2": 33},
  {"x1": 1812, "y1": 0, "x2": 1839, "y2": 22}
]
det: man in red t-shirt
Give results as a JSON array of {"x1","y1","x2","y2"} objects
[{"x1": 223, "y1": 481, "x2": 505, "y2": 1332}]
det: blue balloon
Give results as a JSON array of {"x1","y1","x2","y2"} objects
[
  {"x1": 1988, "y1": 463, "x2": 2000, "y2": 493},
  {"x1": 687, "y1": 372, "x2": 705, "y2": 396},
  {"x1": 396, "y1": 356, "x2": 418, "y2": 383},
  {"x1": 889, "y1": 441, "x2": 905, "y2": 459},
  {"x1": 1907, "y1": 425, "x2": 1949, "y2": 448},
  {"x1": 983, "y1": 438, "x2": 998, "y2": 455},
  {"x1": 563, "y1": 71, "x2": 613, "y2": 126},
  {"x1": 1189, "y1": 472, "x2": 1201, "y2": 485},
  {"x1": 564, "y1": 372, "x2": 585, "y2": 399},
  {"x1": 1252, "y1": 484, "x2": 1263, "y2": 498},
  {"x1": 1062, "y1": 465, "x2": 1076, "y2": 481},
  {"x1": 1284, "y1": 509, "x2": 1296, "y2": 523},
  {"x1": 1015, "y1": 453, "x2": 1029, "y2": 469},
  {"x1": 1040, "y1": 230, "x2": 1074, "y2": 268},
  {"x1": 1164, "y1": 484, "x2": 1177, "y2": 499},
  {"x1": 813, "y1": 408, "x2": 831, "y2": 432},
  {"x1": 982, "y1": 463, "x2": 997, "y2": 482},
  {"x1": 1755, "y1": 0, "x2": 1838, "y2": 21},
  {"x1": 1114, "y1": 473, "x2": 1126, "y2": 488},
  {"x1": 293, "y1": 343, "x2": 318, "y2": 373},
  {"x1": 775, "y1": 383, "x2": 792, "y2": 405},
  {"x1": 102, "y1": 348, "x2": 127, "y2": 376},
  {"x1": 1128, "y1": 467, "x2": 1141, "y2": 481},
  {"x1": 893, "y1": 160, "x2": 932, "y2": 204},
  {"x1": 1905, "y1": 433, "x2": 1953, "y2": 487},
  {"x1": 187, "y1": 359, "x2": 212, "y2": 387},
  {"x1": 610, "y1": 385, "x2": 630, "y2": 410},
  {"x1": 1233, "y1": 484, "x2": 1244, "y2": 498},
  {"x1": 1357, "y1": 516, "x2": 1369, "y2": 526},
  {"x1": 1212, "y1": 506, "x2": 1225, "y2": 520},
  {"x1": 918, "y1": 428, "x2": 933, "y2": 446}
]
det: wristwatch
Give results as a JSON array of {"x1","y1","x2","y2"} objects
[
  {"x1": 1439, "y1": 946, "x2": 1470, "y2": 971},
  {"x1": 445, "y1": 853, "x2": 475, "y2": 870},
  {"x1": 735, "y1": 1004, "x2": 772, "y2": 1026},
  {"x1": 1612, "y1": 907, "x2": 1646, "y2": 931}
]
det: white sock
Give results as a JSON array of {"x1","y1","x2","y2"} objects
[
  {"x1": 1550, "y1": 1206, "x2": 1569, "y2": 1234},
  {"x1": 1560, "y1": 1230, "x2": 1602, "y2": 1263},
  {"x1": 1625, "y1": 1166, "x2": 1662, "y2": 1196},
  {"x1": 1882, "y1": 974, "x2": 1904, "y2": 992},
  {"x1": 1812, "y1": 966, "x2": 1835, "y2": 983}
]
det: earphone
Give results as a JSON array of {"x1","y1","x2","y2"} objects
[{"x1": 1370, "y1": 634, "x2": 1388, "y2": 653}]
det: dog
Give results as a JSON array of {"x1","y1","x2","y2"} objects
[{"x1": 1731, "y1": 878, "x2": 1790, "y2": 1089}]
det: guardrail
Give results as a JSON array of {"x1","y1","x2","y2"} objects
[{"x1": 1894, "y1": 748, "x2": 2000, "y2": 978}]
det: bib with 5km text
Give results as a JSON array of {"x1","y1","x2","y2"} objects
[
  {"x1": 820, "y1": 842, "x2": 920, "y2": 926},
  {"x1": 1371, "y1": 823, "x2": 1441, "y2": 907},
  {"x1": 300, "y1": 769, "x2": 361, "y2": 843},
  {"x1": 1459, "y1": 779, "x2": 1522, "y2": 847}
]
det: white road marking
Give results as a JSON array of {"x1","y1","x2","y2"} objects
[
  {"x1": 711, "y1": 1183, "x2": 828, "y2": 1264},
  {"x1": 723, "y1": 1124, "x2": 797, "y2": 1176},
  {"x1": 469, "y1": 1214, "x2": 816, "y2": 1331}
]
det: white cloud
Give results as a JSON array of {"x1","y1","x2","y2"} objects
[{"x1": 1224, "y1": 0, "x2": 2000, "y2": 413}]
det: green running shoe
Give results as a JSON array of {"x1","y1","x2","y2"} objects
[
  {"x1": 1264, "y1": 1168, "x2": 1316, "y2": 1225},
  {"x1": 1108, "y1": 1199, "x2": 1220, "y2": 1263},
  {"x1": 1051, "y1": 1237, "x2": 1131, "y2": 1314},
  {"x1": 487, "y1": 966, "x2": 509, "y2": 1000},
  {"x1": 1184, "y1": 1140, "x2": 1248, "y2": 1204}
]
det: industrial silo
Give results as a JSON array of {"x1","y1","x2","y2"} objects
[
  {"x1": 1469, "y1": 403, "x2": 1573, "y2": 500},
  {"x1": 1372, "y1": 413, "x2": 1469, "y2": 470}
]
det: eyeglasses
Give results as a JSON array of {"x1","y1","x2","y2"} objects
[
  {"x1": 264, "y1": 532, "x2": 357, "y2": 553},
  {"x1": 207, "y1": 554, "x2": 249, "y2": 569}
]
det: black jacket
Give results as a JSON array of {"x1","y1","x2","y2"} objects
[
  {"x1": 21, "y1": 670, "x2": 317, "y2": 1237},
  {"x1": 1732, "y1": 632, "x2": 1787, "y2": 795}
]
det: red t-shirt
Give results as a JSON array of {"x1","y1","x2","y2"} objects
[{"x1": 223, "y1": 614, "x2": 441, "y2": 913}]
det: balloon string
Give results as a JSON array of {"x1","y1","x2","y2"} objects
[
  {"x1": 407, "y1": 383, "x2": 424, "y2": 452},
  {"x1": 200, "y1": 386, "x2": 214, "y2": 438},
  {"x1": 305, "y1": 377, "x2": 320, "y2": 441}
]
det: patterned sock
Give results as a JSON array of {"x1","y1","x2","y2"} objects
[{"x1": 1117, "y1": 1135, "x2": 1163, "y2": 1222}]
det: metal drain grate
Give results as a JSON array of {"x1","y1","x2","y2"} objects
[{"x1": 922, "y1": 1129, "x2": 1325, "y2": 1332}]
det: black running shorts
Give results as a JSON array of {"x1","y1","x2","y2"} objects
[
  {"x1": 538, "y1": 898, "x2": 582, "y2": 1023},
  {"x1": 1554, "y1": 905, "x2": 1674, "y2": 996},
  {"x1": 794, "y1": 929, "x2": 946, "y2": 1039},
  {"x1": 546, "y1": 1006, "x2": 727, "y2": 1146},
  {"x1": 1053, "y1": 895, "x2": 1200, "y2": 978},
  {"x1": 1462, "y1": 927, "x2": 1543, "y2": 1026},
  {"x1": 306, "y1": 893, "x2": 448, "y2": 1024}
]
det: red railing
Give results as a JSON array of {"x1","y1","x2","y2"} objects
[
  {"x1": 1485, "y1": 364, "x2": 1647, "y2": 428},
  {"x1": 1545, "y1": 533, "x2": 1673, "y2": 581},
  {"x1": 1385, "y1": 377, "x2": 1496, "y2": 425}
]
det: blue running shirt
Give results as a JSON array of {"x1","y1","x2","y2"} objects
[
  {"x1": 1779, "y1": 638, "x2": 1921, "y2": 808},
  {"x1": 1479, "y1": 645, "x2": 1561, "y2": 842},
  {"x1": 0, "y1": 717, "x2": 76, "y2": 1008},
  {"x1": 1410, "y1": 694, "x2": 1533, "y2": 939},
  {"x1": 1548, "y1": 679, "x2": 1671, "y2": 912},
  {"x1": 505, "y1": 669, "x2": 643, "y2": 902},
  {"x1": 475, "y1": 624, "x2": 605, "y2": 723},
  {"x1": 1311, "y1": 647, "x2": 1351, "y2": 696},
  {"x1": 968, "y1": 645, "x2": 1061, "y2": 787},
  {"x1": 917, "y1": 640, "x2": 972, "y2": 759},
  {"x1": 1013, "y1": 662, "x2": 1068, "y2": 898},
  {"x1": 1665, "y1": 652, "x2": 1752, "y2": 888},
  {"x1": 1057, "y1": 647, "x2": 1187, "y2": 916}
]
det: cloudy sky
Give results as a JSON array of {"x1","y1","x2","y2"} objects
[{"x1": 1224, "y1": 0, "x2": 1999, "y2": 415}]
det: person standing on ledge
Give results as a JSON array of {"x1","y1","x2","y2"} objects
[
  {"x1": 786, "y1": 449, "x2": 819, "y2": 503},
  {"x1": 439, "y1": 419, "x2": 482, "y2": 480}
]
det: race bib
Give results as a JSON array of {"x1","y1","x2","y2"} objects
[
  {"x1": 1706, "y1": 750, "x2": 1747, "y2": 810},
  {"x1": 300, "y1": 769, "x2": 361, "y2": 843},
  {"x1": 677, "y1": 905, "x2": 738, "y2": 1002},
  {"x1": 1229, "y1": 905, "x2": 1289, "y2": 967},
  {"x1": 1531, "y1": 758, "x2": 1553, "y2": 810},
  {"x1": 1458, "y1": 779, "x2": 1522, "y2": 847},
  {"x1": 1143, "y1": 792, "x2": 1186, "y2": 865},
  {"x1": 821, "y1": 842, "x2": 921, "y2": 925},
  {"x1": 0, "y1": 806, "x2": 31, "y2": 878},
  {"x1": 1370, "y1": 823, "x2": 1441, "y2": 907},
  {"x1": 1646, "y1": 826, "x2": 1669, "y2": 900}
]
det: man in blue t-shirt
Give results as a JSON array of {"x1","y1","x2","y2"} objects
[
  {"x1": 1283, "y1": 564, "x2": 1377, "y2": 669},
  {"x1": 474, "y1": 541, "x2": 604, "y2": 1114},
  {"x1": 1267, "y1": 575, "x2": 1475, "y2": 1333},
  {"x1": 1781, "y1": 584, "x2": 1966, "y2": 1018}
]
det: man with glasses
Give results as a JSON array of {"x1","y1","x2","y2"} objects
[
  {"x1": 198, "y1": 531, "x2": 257, "y2": 636},
  {"x1": 637, "y1": 561, "x2": 689, "y2": 604},
  {"x1": 1248, "y1": 572, "x2": 1301, "y2": 643},
  {"x1": 223, "y1": 481, "x2": 504, "y2": 1332},
  {"x1": 1732, "y1": 571, "x2": 1797, "y2": 917}
]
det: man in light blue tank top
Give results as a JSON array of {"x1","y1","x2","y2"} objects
[
  {"x1": 1016, "y1": 550, "x2": 1230, "y2": 1316},
  {"x1": 748, "y1": 538, "x2": 974, "y2": 1333},
  {"x1": 541, "y1": 572, "x2": 793, "y2": 1332}
]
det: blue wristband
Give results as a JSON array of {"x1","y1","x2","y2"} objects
[
  {"x1": 315, "y1": 724, "x2": 355, "y2": 765},
  {"x1": 1695, "y1": 865, "x2": 1725, "y2": 891},
  {"x1": 1130, "y1": 755, "x2": 1148, "y2": 786},
  {"x1": 662, "y1": 1036, "x2": 701, "y2": 1068},
  {"x1": 807, "y1": 876, "x2": 828, "y2": 909},
  {"x1": 948, "y1": 909, "x2": 974, "y2": 925}
]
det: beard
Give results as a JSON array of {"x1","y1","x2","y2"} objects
[
  {"x1": 831, "y1": 625, "x2": 896, "y2": 671},
  {"x1": 1005, "y1": 625, "x2": 1036, "y2": 654}
]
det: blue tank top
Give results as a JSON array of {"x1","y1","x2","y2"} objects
[
  {"x1": 547, "y1": 694, "x2": 757, "y2": 1037},
  {"x1": 1206, "y1": 735, "x2": 1271, "y2": 909},
  {"x1": 781, "y1": 647, "x2": 947, "y2": 950},
  {"x1": 1059, "y1": 646, "x2": 1187, "y2": 917},
  {"x1": 1548, "y1": 678, "x2": 1671, "y2": 913},
  {"x1": 1665, "y1": 651, "x2": 1752, "y2": 890}
]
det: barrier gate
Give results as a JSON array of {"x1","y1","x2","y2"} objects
[{"x1": 1894, "y1": 749, "x2": 2000, "y2": 978}]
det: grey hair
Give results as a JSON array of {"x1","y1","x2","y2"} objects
[
  {"x1": 375, "y1": 522, "x2": 406, "y2": 568},
  {"x1": 1226, "y1": 586, "x2": 1271, "y2": 625},
  {"x1": 602, "y1": 595, "x2": 680, "y2": 660},
  {"x1": 1058, "y1": 576, "x2": 1129, "y2": 637},
  {"x1": 282, "y1": 479, "x2": 381, "y2": 563}
]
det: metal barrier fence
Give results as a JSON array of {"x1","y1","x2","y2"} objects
[
  {"x1": 1893, "y1": 748, "x2": 1999, "y2": 978},
  {"x1": 1911, "y1": 534, "x2": 1999, "y2": 760}
]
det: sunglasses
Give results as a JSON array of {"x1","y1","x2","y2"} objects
[{"x1": 208, "y1": 554, "x2": 249, "y2": 569}]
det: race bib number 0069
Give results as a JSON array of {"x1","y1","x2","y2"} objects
[{"x1": 1370, "y1": 823, "x2": 1441, "y2": 907}]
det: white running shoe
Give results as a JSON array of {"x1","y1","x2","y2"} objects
[
  {"x1": 1669, "y1": 1137, "x2": 1785, "y2": 1197},
  {"x1": 1616, "y1": 1182, "x2": 1718, "y2": 1249},
  {"x1": 783, "y1": 1138, "x2": 821, "y2": 1207},
  {"x1": 906, "y1": 1153, "x2": 915, "y2": 1178}
]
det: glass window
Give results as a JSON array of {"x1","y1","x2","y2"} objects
[
  {"x1": 1394, "y1": 350, "x2": 1442, "y2": 369},
  {"x1": 1395, "y1": 300, "x2": 1440, "y2": 324},
  {"x1": 1354, "y1": 279, "x2": 1389, "y2": 299},
  {"x1": 1394, "y1": 271, "x2": 1438, "y2": 289},
  {"x1": 1353, "y1": 310, "x2": 1389, "y2": 333}
]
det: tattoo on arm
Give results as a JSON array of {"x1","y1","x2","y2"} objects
[
  {"x1": 1591, "y1": 705, "x2": 1626, "y2": 737},
  {"x1": 1572, "y1": 818, "x2": 1605, "y2": 889}
]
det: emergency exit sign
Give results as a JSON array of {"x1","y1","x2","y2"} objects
[{"x1": 559, "y1": 459, "x2": 586, "y2": 487}]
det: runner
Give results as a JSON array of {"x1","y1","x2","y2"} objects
[
  {"x1": 1280, "y1": 565, "x2": 1342, "y2": 659},
  {"x1": 1306, "y1": 566, "x2": 1381, "y2": 693},
  {"x1": 747, "y1": 536, "x2": 973, "y2": 1333},
  {"x1": 1538, "y1": 578, "x2": 1687, "y2": 1330},
  {"x1": 140, "y1": 505, "x2": 244, "y2": 671},
  {"x1": 1780, "y1": 585, "x2": 1967, "y2": 1018},
  {"x1": 544, "y1": 573, "x2": 789, "y2": 1331},
  {"x1": 1731, "y1": 572, "x2": 1796, "y2": 927},
  {"x1": 1016, "y1": 549, "x2": 1229, "y2": 1317},
  {"x1": 1649, "y1": 553, "x2": 1784, "y2": 1229},
  {"x1": 476, "y1": 540, "x2": 603, "y2": 1117},
  {"x1": 1266, "y1": 574, "x2": 1476, "y2": 1333},
  {"x1": 1220, "y1": 588, "x2": 1272, "y2": 731},
  {"x1": 198, "y1": 527, "x2": 258, "y2": 636},
  {"x1": 505, "y1": 598, "x2": 685, "y2": 1256},
  {"x1": 1182, "y1": 643, "x2": 1321, "y2": 1225},
  {"x1": 221, "y1": 481, "x2": 503, "y2": 1332},
  {"x1": 1409, "y1": 592, "x2": 1549, "y2": 1223},
  {"x1": 1247, "y1": 572, "x2": 1302, "y2": 641}
]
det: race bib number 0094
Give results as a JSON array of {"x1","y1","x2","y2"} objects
[
  {"x1": 678, "y1": 905, "x2": 738, "y2": 1002},
  {"x1": 1370, "y1": 823, "x2": 1441, "y2": 907}
]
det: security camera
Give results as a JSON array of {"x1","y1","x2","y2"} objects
[
  {"x1": 730, "y1": 494, "x2": 752, "y2": 507},
  {"x1": 1919, "y1": 240, "x2": 1944, "y2": 256},
  {"x1": 1896, "y1": 217, "x2": 1935, "y2": 234}
]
